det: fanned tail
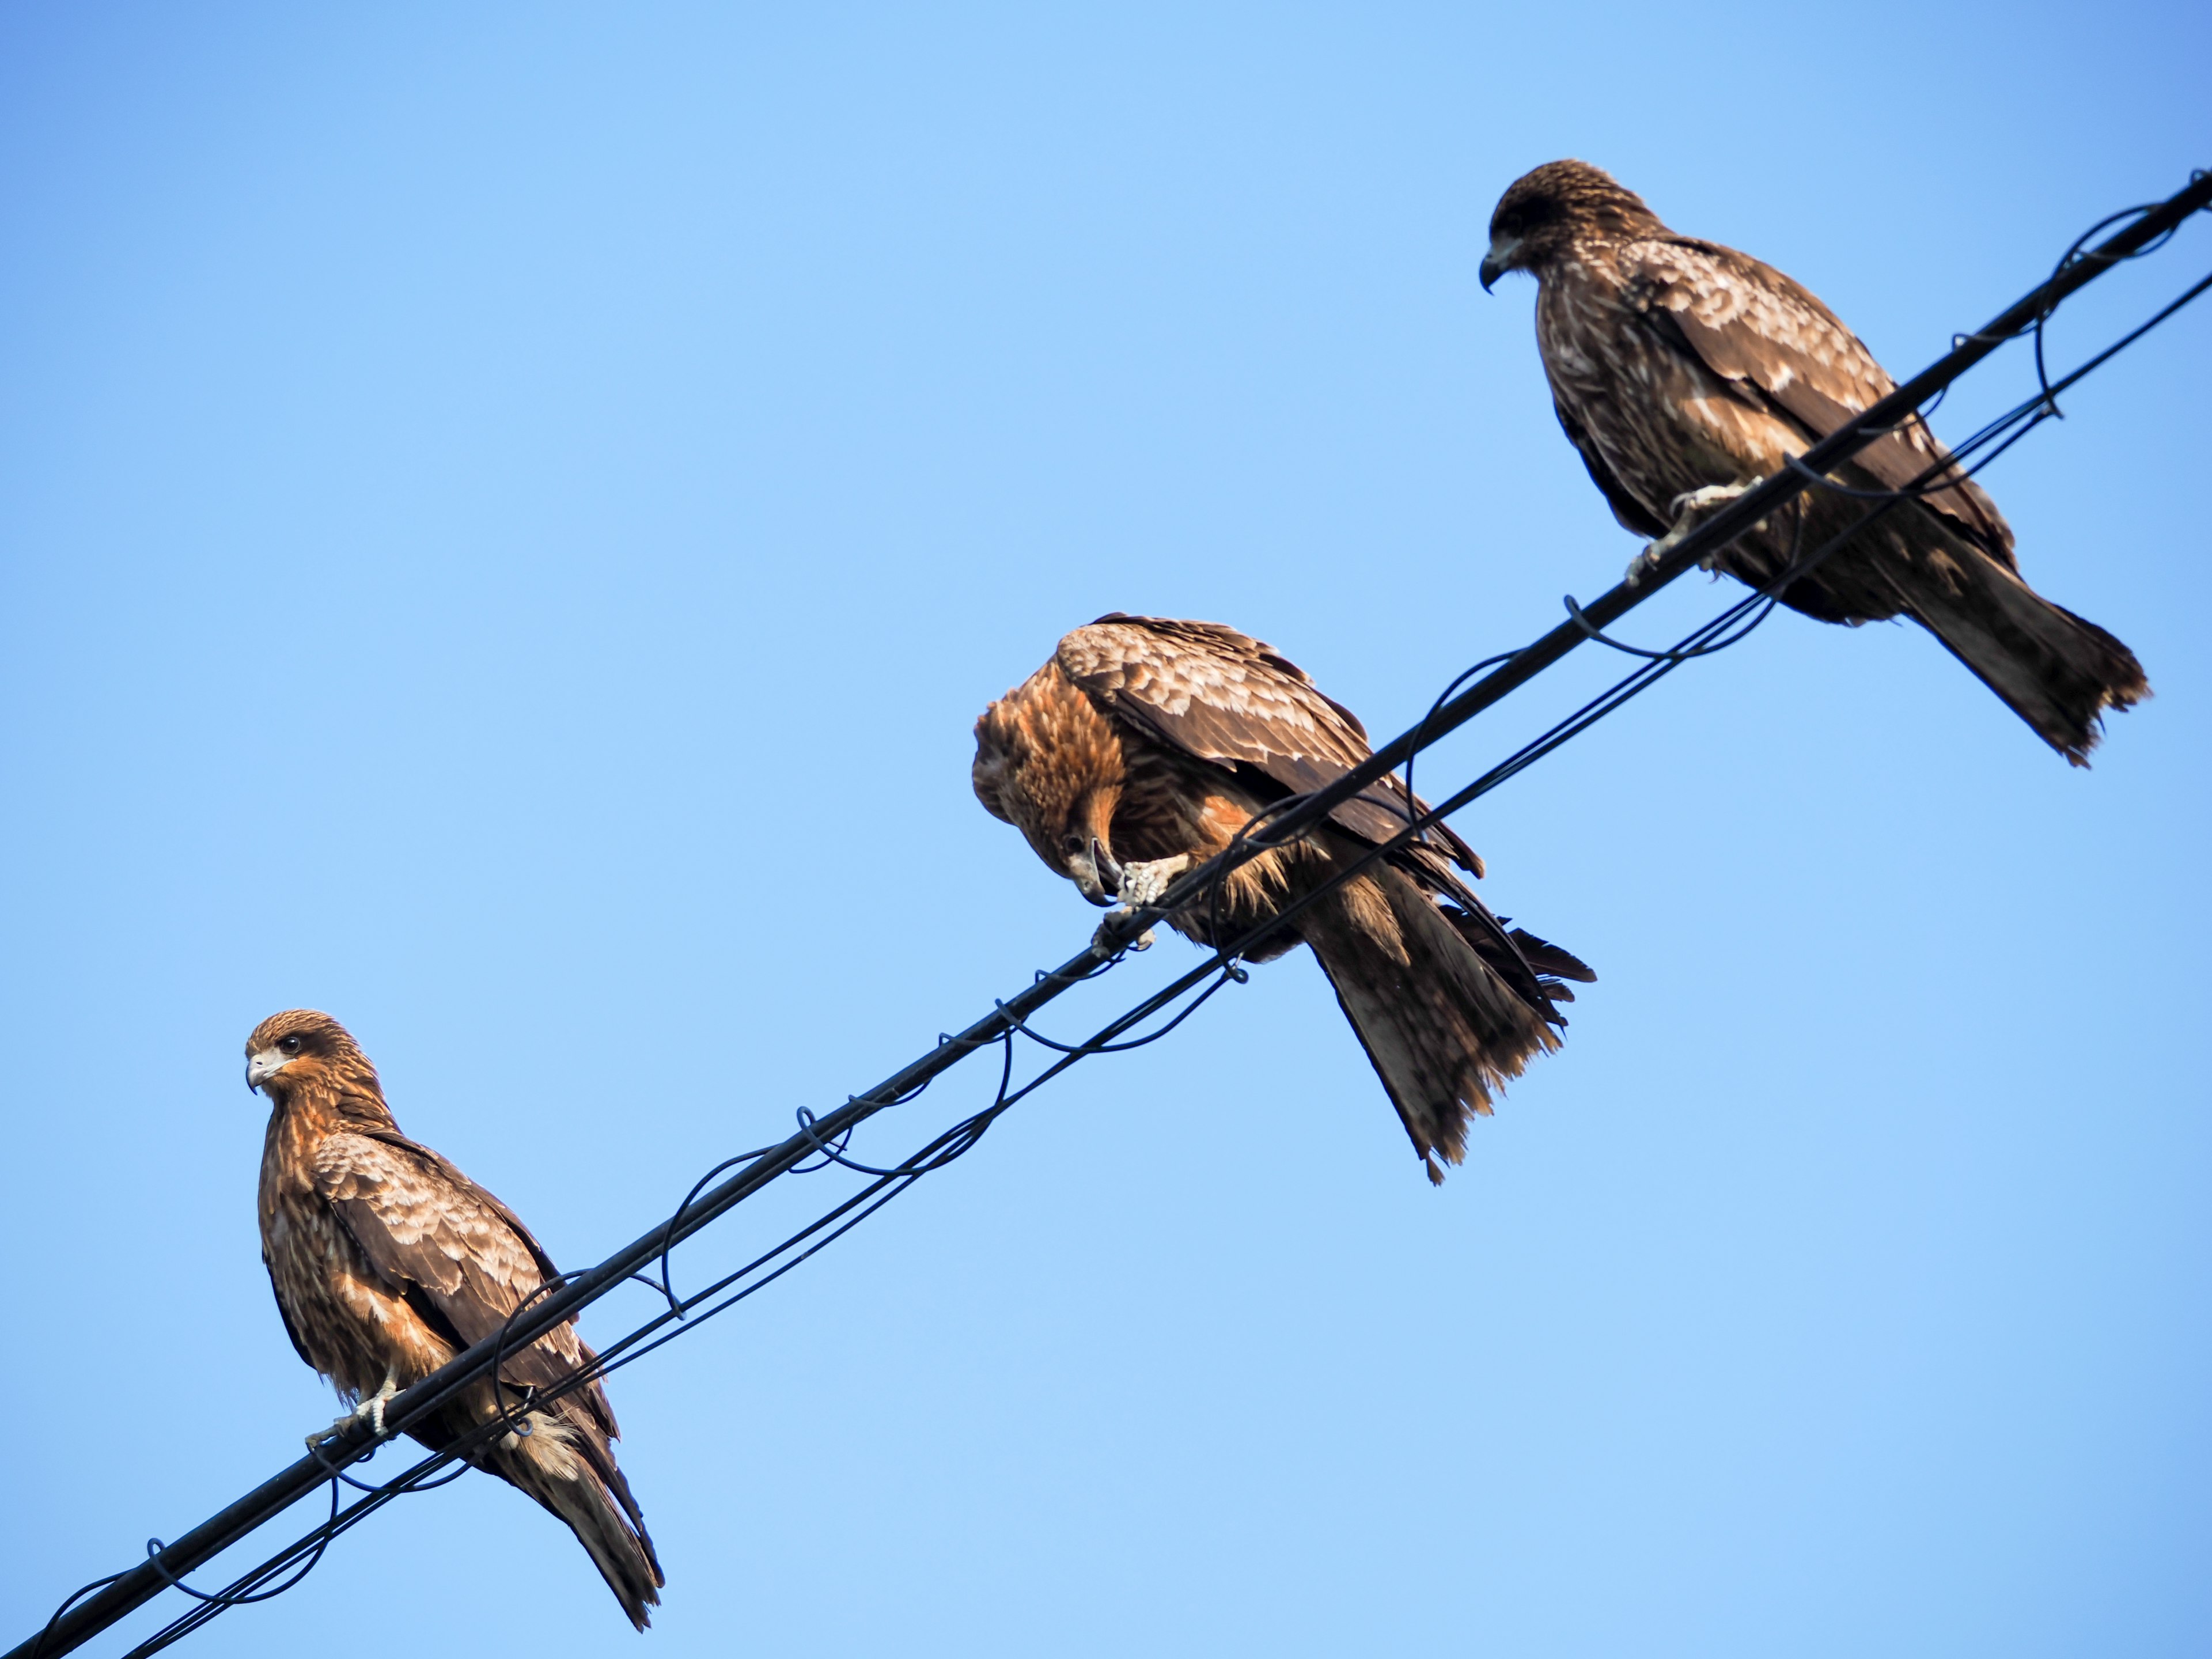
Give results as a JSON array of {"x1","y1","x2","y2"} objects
[
  {"x1": 1771, "y1": 495, "x2": 2152, "y2": 766},
  {"x1": 1304, "y1": 865, "x2": 1591, "y2": 1184},
  {"x1": 1900, "y1": 548, "x2": 2148, "y2": 765}
]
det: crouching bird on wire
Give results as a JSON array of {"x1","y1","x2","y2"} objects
[
  {"x1": 247, "y1": 1009, "x2": 664, "y2": 1629},
  {"x1": 1479, "y1": 159, "x2": 2148, "y2": 764},
  {"x1": 972, "y1": 614, "x2": 1594, "y2": 1184}
]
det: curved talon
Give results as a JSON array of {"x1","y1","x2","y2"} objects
[{"x1": 1667, "y1": 480, "x2": 1754, "y2": 518}]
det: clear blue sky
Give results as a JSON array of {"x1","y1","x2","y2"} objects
[{"x1": 3, "y1": 5, "x2": 2207, "y2": 1656}]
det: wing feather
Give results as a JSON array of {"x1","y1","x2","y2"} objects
[
  {"x1": 1626, "y1": 236, "x2": 2014, "y2": 560},
  {"x1": 313, "y1": 1132, "x2": 609, "y2": 1424},
  {"x1": 1058, "y1": 615, "x2": 1479, "y2": 872},
  {"x1": 1554, "y1": 397, "x2": 1669, "y2": 539},
  {"x1": 261, "y1": 1254, "x2": 317, "y2": 1368}
]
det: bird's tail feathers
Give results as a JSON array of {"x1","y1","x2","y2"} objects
[
  {"x1": 490, "y1": 1407, "x2": 665, "y2": 1631},
  {"x1": 1896, "y1": 539, "x2": 2148, "y2": 766},
  {"x1": 1305, "y1": 866, "x2": 1576, "y2": 1184}
]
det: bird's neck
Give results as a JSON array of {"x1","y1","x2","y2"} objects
[
  {"x1": 1541, "y1": 237, "x2": 1633, "y2": 290},
  {"x1": 260, "y1": 1077, "x2": 398, "y2": 1177}
]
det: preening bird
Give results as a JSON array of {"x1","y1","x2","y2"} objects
[
  {"x1": 972, "y1": 614, "x2": 1593, "y2": 1184},
  {"x1": 247, "y1": 1010, "x2": 664, "y2": 1629},
  {"x1": 1480, "y1": 159, "x2": 2148, "y2": 764}
]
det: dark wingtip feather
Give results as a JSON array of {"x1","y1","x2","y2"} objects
[{"x1": 1508, "y1": 927, "x2": 1597, "y2": 983}]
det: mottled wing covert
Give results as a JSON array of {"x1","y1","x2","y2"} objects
[
  {"x1": 1626, "y1": 237, "x2": 2014, "y2": 559},
  {"x1": 1058, "y1": 614, "x2": 1478, "y2": 871},
  {"x1": 313, "y1": 1131, "x2": 609, "y2": 1423}
]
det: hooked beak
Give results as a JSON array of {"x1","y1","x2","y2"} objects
[
  {"x1": 1070, "y1": 836, "x2": 1123, "y2": 907},
  {"x1": 246, "y1": 1048, "x2": 289, "y2": 1093},
  {"x1": 1478, "y1": 233, "x2": 1520, "y2": 293},
  {"x1": 1091, "y1": 838, "x2": 1124, "y2": 899}
]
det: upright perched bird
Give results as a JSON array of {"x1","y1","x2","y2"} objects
[
  {"x1": 1480, "y1": 159, "x2": 2147, "y2": 764},
  {"x1": 973, "y1": 615, "x2": 1593, "y2": 1183},
  {"x1": 248, "y1": 1010, "x2": 663, "y2": 1629}
]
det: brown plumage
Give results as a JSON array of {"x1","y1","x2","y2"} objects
[
  {"x1": 247, "y1": 1010, "x2": 663, "y2": 1630},
  {"x1": 1480, "y1": 158, "x2": 2148, "y2": 764},
  {"x1": 973, "y1": 615, "x2": 1593, "y2": 1184}
]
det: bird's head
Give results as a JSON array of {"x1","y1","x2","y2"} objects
[
  {"x1": 245, "y1": 1009, "x2": 378, "y2": 1101},
  {"x1": 973, "y1": 674, "x2": 1128, "y2": 908},
  {"x1": 1003, "y1": 753, "x2": 1126, "y2": 908},
  {"x1": 1046, "y1": 784, "x2": 1126, "y2": 907},
  {"x1": 1480, "y1": 160, "x2": 1662, "y2": 290}
]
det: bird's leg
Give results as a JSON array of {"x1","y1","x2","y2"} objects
[
  {"x1": 309, "y1": 1368, "x2": 400, "y2": 1448},
  {"x1": 358, "y1": 1370, "x2": 399, "y2": 1438},
  {"x1": 1088, "y1": 855, "x2": 1195, "y2": 958},
  {"x1": 1626, "y1": 480, "x2": 1761, "y2": 586}
]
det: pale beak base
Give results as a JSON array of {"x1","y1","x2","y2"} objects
[{"x1": 1478, "y1": 233, "x2": 1522, "y2": 293}]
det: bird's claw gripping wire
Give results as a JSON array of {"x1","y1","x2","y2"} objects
[
  {"x1": 304, "y1": 1426, "x2": 469, "y2": 1495},
  {"x1": 1088, "y1": 858, "x2": 1194, "y2": 960},
  {"x1": 1116, "y1": 855, "x2": 1193, "y2": 908},
  {"x1": 1089, "y1": 855, "x2": 1194, "y2": 957},
  {"x1": 1090, "y1": 919, "x2": 1155, "y2": 957},
  {"x1": 1626, "y1": 480, "x2": 1763, "y2": 585},
  {"x1": 306, "y1": 1373, "x2": 399, "y2": 1450}
]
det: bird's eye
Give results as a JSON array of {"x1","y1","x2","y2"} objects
[
  {"x1": 1062, "y1": 834, "x2": 1085, "y2": 854},
  {"x1": 279, "y1": 1036, "x2": 302, "y2": 1055}
]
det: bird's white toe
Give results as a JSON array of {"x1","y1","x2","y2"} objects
[{"x1": 1119, "y1": 855, "x2": 1194, "y2": 908}]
